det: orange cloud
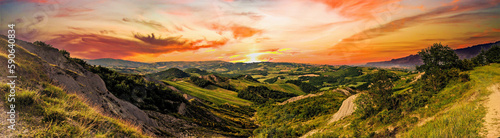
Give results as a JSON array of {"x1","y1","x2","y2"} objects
[
  {"x1": 123, "y1": 18, "x2": 172, "y2": 32},
  {"x1": 330, "y1": 0, "x2": 500, "y2": 53},
  {"x1": 46, "y1": 33, "x2": 228, "y2": 59},
  {"x1": 311, "y1": 0, "x2": 401, "y2": 20},
  {"x1": 231, "y1": 25, "x2": 262, "y2": 39},
  {"x1": 210, "y1": 24, "x2": 262, "y2": 39}
]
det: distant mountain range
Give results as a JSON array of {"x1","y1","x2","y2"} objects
[{"x1": 365, "y1": 41, "x2": 500, "y2": 68}]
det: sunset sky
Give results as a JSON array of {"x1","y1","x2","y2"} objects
[{"x1": 1, "y1": 0, "x2": 499, "y2": 65}]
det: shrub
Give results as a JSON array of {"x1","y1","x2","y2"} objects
[
  {"x1": 485, "y1": 44, "x2": 500, "y2": 63},
  {"x1": 285, "y1": 80, "x2": 318, "y2": 93},
  {"x1": 59, "y1": 50, "x2": 70, "y2": 58},
  {"x1": 459, "y1": 73, "x2": 470, "y2": 82},
  {"x1": 17, "y1": 90, "x2": 39, "y2": 106},
  {"x1": 190, "y1": 76, "x2": 212, "y2": 88},
  {"x1": 33, "y1": 41, "x2": 53, "y2": 47},
  {"x1": 42, "y1": 108, "x2": 66, "y2": 122},
  {"x1": 237, "y1": 86, "x2": 296, "y2": 104},
  {"x1": 42, "y1": 84, "x2": 65, "y2": 98}
]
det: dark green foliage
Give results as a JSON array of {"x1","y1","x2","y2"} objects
[
  {"x1": 422, "y1": 68, "x2": 460, "y2": 92},
  {"x1": 59, "y1": 50, "x2": 70, "y2": 58},
  {"x1": 184, "y1": 68, "x2": 209, "y2": 75},
  {"x1": 342, "y1": 67, "x2": 364, "y2": 77},
  {"x1": 471, "y1": 49, "x2": 488, "y2": 66},
  {"x1": 354, "y1": 93, "x2": 377, "y2": 118},
  {"x1": 354, "y1": 70, "x2": 399, "y2": 120},
  {"x1": 459, "y1": 59, "x2": 474, "y2": 71},
  {"x1": 485, "y1": 44, "x2": 500, "y2": 63},
  {"x1": 254, "y1": 92, "x2": 346, "y2": 137},
  {"x1": 263, "y1": 76, "x2": 285, "y2": 84},
  {"x1": 190, "y1": 76, "x2": 212, "y2": 88},
  {"x1": 459, "y1": 73, "x2": 470, "y2": 82},
  {"x1": 33, "y1": 41, "x2": 53, "y2": 47},
  {"x1": 285, "y1": 80, "x2": 318, "y2": 93},
  {"x1": 148, "y1": 68, "x2": 190, "y2": 79},
  {"x1": 416, "y1": 43, "x2": 464, "y2": 91},
  {"x1": 369, "y1": 70, "x2": 398, "y2": 109},
  {"x1": 233, "y1": 75, "x2": 259, "y2": 82},
  {"x1": 237, "y1": 86, "x2": 296, "y2": 104},
  {"x1": 88, "y1": 66, "x2": 186, "y2": 113},
  {"x1": 417, "y1": 43, "x2": 460, "y2": 72}
]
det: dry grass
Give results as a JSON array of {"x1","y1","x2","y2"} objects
[{"x1": 1, "y1": 83, "x2": 148, "y2": 137}]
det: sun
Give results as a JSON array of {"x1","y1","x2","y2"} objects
[{"x1": 245, "y1": 53, "x2": 265, "y2": 63}]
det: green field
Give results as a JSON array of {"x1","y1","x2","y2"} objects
[
  {"x1": 229, "y1": 79, "x2": 306, "y2": 95},
  {"x1": 165, "y1": 81, "x2": 252, "y2": 106}
]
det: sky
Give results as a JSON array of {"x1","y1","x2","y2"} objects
[{"x1": 1, "y1": 0, "x2": 499, "y2": 65}]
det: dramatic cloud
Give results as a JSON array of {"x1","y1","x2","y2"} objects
[
  {"x1": 210, "y1": 24, "x2": 262, "y2": 39},
  {"x1": 1, "y1": 0, "x2": 499, "y2": 64},
  {"x1": 45, "y1": 33, "x2": 228, "y2": 59},
  {"x1": 133, "y1": 33, "x2": 185, "y2": 46},
  {"x1": 122, "y1": 18, "x2": 170, "y2": 32},
  {"x1": 311, "y1": 0, "x2": 401, "y2": 19},
  {"x1": 330, "y1": 0, "x2": 500, "y2": 53}
]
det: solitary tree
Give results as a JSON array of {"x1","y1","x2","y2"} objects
[
  {"x1": 417, "y1": 43, "x2": 461, "y2": 91},
  {"x1": 416, "y1": 43, "x2": 460, "y2": 73}
]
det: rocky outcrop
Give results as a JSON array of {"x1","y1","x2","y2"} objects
[{"x1": 0, "y1": 36, "x2": 158, "y2": 134}]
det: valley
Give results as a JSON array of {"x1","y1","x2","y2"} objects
[{"x1": 1, "y1": 36, "x2": 499, "y2": 137}]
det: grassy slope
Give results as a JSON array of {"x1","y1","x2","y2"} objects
[
  {"x1": 165, "y1": 81, "x2": 252, "y2": 106},
  {"x1": 229, "y1": 79, "x2": 306, "y2": 95},
  {"x1": 254, "y1": 90, "x2": 347, "y2": 137},
  {"x1": 309, "y1": 64, "x2": 500, "y2": 137},
  {"x1": 1, "y1": 84, "x2": 146, "y2": 137},
  {"x1": 0, "y1": 38, "x2": 145, "y2": 137},
  {"x1": 402, "y1": 63, "x2": 500, "y2": 137}
]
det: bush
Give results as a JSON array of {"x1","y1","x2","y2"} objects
[
  {"x1": 185, "y1": 68, "x2": 209, "y2": 75},
  {"x1": 43, "y1": 108, "x2": 66, "y2": 122},
  {"x1": 285, "y1": 80, "x2": 318, "y2": 93},
  {"x1": 59, "y1": 50, "x2": 70, "y2": 58},
  {"x1": 190, "y1": 76, "x2": 212, "y2": 88},
  {"x1": 237, "y1": 86, "x2": 296, "y2": 104},
  {"x1": 459, "y1": 73, "x2": 470, "y2": 82},
  {"x1": 42, "y1": 84, "x2": 65, "y2": 98},
  {"x1": 148, "y1": 68, "x2": 190, "y2": 79},
  {"x1": 17, "y1": 90, "x2": 39, "y2": 106},
  {"x1": 485, "y1": 44, "x2": 500, "y2": 63},
  {"x1": 33, "y1": 41, "x2": 53, "y2": 47}
]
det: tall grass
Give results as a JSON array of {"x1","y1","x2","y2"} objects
[
  {"x1": 1, "y1": 83, "x2": 147, "y2": 137},
  {"x1": 403, "y1": 63, "x2": 500, "y2": 137},
  {"x1": 404, "y1": 103, "x2": 485, "y2": 137}
]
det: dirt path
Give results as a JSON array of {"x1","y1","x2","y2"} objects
[
  {"x1": 300, "y1": 94, "x2": 358, "y2": 138},
  {"x1": 410, "y1": 72, "x2": 425, "y2": 84},
  {"x1": 328, "y1": 94, "x2": 358, "y2": 124},
  {"x1": 485, "y1": 83, "x2": 500, "y2": 138}
]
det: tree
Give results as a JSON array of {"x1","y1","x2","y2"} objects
[
  {"x1": 416, "y1": 43, "x2": 460, "y2": 73},
  {"x1": 416, "y1": 43, "x2": 462, "y2": 91},
  {"x1": 485, "y1": 44, "x2": 500, "y2": 63},
  {"x1": 472, "y1": 49, "x2": 488, "y2": 66},
  {"x1": 369, "y1": 70, "x2": 395, "y2": 109},
  {"x1": 33, "y1": 41, "x2": 53, "y2": 47}
]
